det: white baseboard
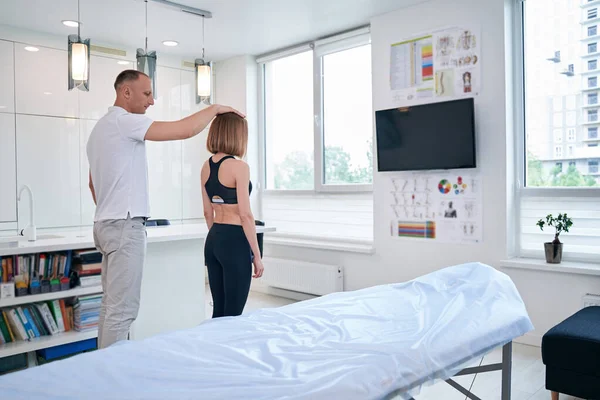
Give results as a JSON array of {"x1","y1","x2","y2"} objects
[{"x1": 250, "y1": 280, "x2": 317, "y2": 302}]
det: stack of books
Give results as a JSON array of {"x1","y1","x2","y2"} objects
[
  {"x1": 71, "y1": 250, "x2": 102, "y2": 288},
  {"x1": 73, "y1": 294, "x2": 102, "y2": 332}
]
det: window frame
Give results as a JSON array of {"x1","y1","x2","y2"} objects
[
  {"x1": 514, "y1": 0, "x2": 600, "y2": 262},
  {"x1": 257, "y1": 26, "x2": 373, "y2": 195}
]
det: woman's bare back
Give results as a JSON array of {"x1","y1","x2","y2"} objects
[{"x1": 201, "y1": 153, "x2": 246, "y2": 226}]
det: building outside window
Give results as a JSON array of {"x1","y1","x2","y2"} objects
[{"x1": 520, "y1": 0, "x2": 600, "y2": 262}]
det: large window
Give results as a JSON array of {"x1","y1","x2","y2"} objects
[
  {"x1": 519, "y1": 0, "x2": 600, "y2": 262},
  {"x1": 262, "y1": 37, "x2": 373, "y2": 192},
  {"x1": 264, "y1": 51, "x2": 314, "y2": 190},
  {"x1": 322, "y1": 44, "x2": 372, "y2": 186},
  {"x1": 258, "y1": 28, "x2": 373, "y2": 242}
]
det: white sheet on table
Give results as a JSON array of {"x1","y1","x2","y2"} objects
[{"x1": 0, "y1": 262, "x2": 533, "y2": 400}]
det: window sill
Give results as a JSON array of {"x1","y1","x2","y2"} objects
[
  {"x1": 264, "y1": 236, "x2": 375, "y2": 254},
  {"x1": 500, "y1": 257, "x2": 600, "y2": 277}
]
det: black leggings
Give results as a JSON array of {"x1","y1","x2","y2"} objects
[{"x1": 204, "y1": 223, "x2": 252, "y2": 318}]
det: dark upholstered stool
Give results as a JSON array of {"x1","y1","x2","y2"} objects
[{"x1": 541, "y1": 306, "x2": 600, "y2": 400}]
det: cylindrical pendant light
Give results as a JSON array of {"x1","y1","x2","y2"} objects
[
  {"x1": 137, "y1": 0, "x2": 158, "y2": 98},
  {"x1": 196, "y1": 16, "x2": 212, "y2": 104},
  {"x1": 68, "y1": 0, "x2": 90, "y2": 91}
]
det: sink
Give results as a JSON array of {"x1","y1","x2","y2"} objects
[{"x1": 0, "y1": 234, "x2": 64, "y2": 243}]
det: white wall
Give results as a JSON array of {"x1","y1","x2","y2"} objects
[
  {"x1": 263, "y1": 0, "x2": 511, "y2": 288},
  {"x1": 262, "y1": 0, "x2": 600, "y2": 347},
  {"x1": 312, "y1": 0, "x2": 600, "y2": 348},
  {"x1": 0, "y1": 24, "x2": 218, "y2": 233}
]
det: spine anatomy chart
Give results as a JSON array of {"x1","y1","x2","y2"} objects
[{"x1": 388, "y1": 173, "x2": 482, "y2": 243}]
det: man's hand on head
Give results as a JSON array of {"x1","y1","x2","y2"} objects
[{"x1": 215, "y1": 105, "x2": 245, "y2": 118}]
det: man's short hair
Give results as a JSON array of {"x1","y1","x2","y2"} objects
[{"x1": 114, "y1": 70, "x2": 149, "y2": 91}]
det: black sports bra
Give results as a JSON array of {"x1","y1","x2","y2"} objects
[{"x1": 205, "y1": 155, "x2": 252, "y2": 204}]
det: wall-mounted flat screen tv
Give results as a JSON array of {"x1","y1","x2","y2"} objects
[{"x1": 375, "y1": 98, "x2": 476, "y2": 172}]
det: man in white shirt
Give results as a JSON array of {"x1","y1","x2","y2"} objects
[{"x1": 87, "y1": 69, "x2": 243, "y2": 349}]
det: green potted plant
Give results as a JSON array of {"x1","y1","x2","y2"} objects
[{"x1": 536, "y1": 213, "x2": 573, "y2": 264}]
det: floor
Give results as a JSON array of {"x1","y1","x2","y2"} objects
[{"x1": 205, "y1": 286, "x2": 584, "y2": 400}]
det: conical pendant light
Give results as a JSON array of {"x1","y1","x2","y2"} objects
[
  {"x1": 195, "y1": 16, "x2": 212, "y2": 104},
  {"x1": 137, "y1": 0, "x2": 157, "y2": 99},
  {"x1": 68, "y1": 0, "x2": 90, "y2": 91}
]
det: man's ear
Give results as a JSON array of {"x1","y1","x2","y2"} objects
[{"x1": 123, "y1": 86, "x2": 131, "y2": 99}]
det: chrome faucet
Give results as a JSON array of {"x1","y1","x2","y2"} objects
[{"x1": 17, "y1": 184, "x2": 36, "y2": 241}]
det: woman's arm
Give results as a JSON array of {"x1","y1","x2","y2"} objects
[
  {"x1": 235, "y1": 162, "x2": 263, "y2": 276},
  {"x1": 201, "y1": 161, "x2": 214, "y2": 230}
]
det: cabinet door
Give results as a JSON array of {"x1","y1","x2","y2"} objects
[
  {"x1": 145, "y1": 66, "x2": 183, "y2": 222},
  {"x1": 79, "y1": 56, "x2": 134, "y2": 120},
  {"x1": 0, "y1": 114, "x2": 16, "y2": 222},
  {"x1": 79, "y1": 119, "x2": 97, "y2": 226},
  {"x1": 0, "y1": 40, "x2": 15, "y2": 113},
  {"x1": 16, "y1": 115, "x2": 81, "y2": 228},
  {"x1": 14, "y1": 45, "x2": 78, "y2": 118},
  {"x1": 181, "y1": 70, "x2": 211, "y2": 219}
]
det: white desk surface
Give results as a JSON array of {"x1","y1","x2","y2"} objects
[{"x1": 0, "y1": 223, "x2": 275, "y2": 256}]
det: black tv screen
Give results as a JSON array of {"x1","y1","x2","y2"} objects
[{"x1": 375, "y1": 98, "x2": 476, "y2": 172}]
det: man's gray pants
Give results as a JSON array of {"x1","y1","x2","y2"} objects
[{"x1": 93, "y1": 214, "x2": 146, "y2": 349}]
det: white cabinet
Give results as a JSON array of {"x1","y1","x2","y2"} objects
[
  {"x1": 0, "y1": 114, "x2": 16, "y2": 222},
  {"x1": 16, "y1": 115, "x2": 81, "y2": 228},
  {"x1": 79, "y1": 119, "x2": 97, "y2": 226},
  {"x1": 14, "y1": 45, "x2": 78, "y2": 118},
  {"x1": 79, "y1": 56, "x2": 133, "y2": 120},
  {"x1": 0, "y1": 40, "x2": 15, "y2": 113},
  {"x1": 145, "y1": 66, "x2": 182, "y2": 122},
  {"x1": 146, "y1": 66, "x2": 183, "y2": 222},
  {"x1": 181, "y1": 70, "x2": 211, "y2": 219}
]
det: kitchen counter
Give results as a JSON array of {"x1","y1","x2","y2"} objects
[
  {"x1": 0, "y1": 222, "x2": 276, "y2": 342},
  {"x1": 0, "y1": 223, "x2": 275, "y2": 256}
]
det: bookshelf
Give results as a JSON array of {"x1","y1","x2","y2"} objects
[
  {"x1": 0, "y1": 242, "x2": 103, "y2": 365},
  {"x1": 0, "y1": 285, "x2": 102, "y2": 309},
  {"x1": 0, "y1": 329, "x2": 98, "y2": 358},
  {"x1": 0, "y1": 285, "x2": 102, "y2": 359}
]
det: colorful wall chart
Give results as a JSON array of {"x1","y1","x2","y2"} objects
[
  {"x1": 396, "y1": 221, "x2": 436, "y2": 239},
  {"x1": 390, "y1": 26, "x2": 480, "y2": 104},
  {"x1": 388, "y1": 172, "x2": 483, "y2": 244},
  {"x1": 390, "y1": 35, "x2": 434, "y2": 99}
]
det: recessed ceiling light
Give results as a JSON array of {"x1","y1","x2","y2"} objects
[
  {"x1": 62, "y1": 20, "x2": 80, "y2": 28},
  {"x1": 24, "y1": 46, "x2": 39, "y2": 52},
  {"x1": 117, "y1": 61, "x2": 130, "y2": 65},
  {"x1": 162, "y1": 40, "x2": 178, "y2": 47},
  {"x1": 43, "y1": 92, "x2": 52, "y2": 95}
]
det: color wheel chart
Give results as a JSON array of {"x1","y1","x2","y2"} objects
[
  {"x1": 438, "y1": 179, "x2": 452, "y2": 194},
  {"x1": 389, "y1": 173, "x2": 483, "y2": 244}
]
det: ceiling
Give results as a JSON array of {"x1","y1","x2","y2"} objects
[{"x1": 0, "y1": 0, "x2": 429, "y2": 61}]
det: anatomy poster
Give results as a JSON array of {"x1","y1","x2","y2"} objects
[
  {"x1": 387, "y1": 172, "x2": 483, "y2": 244},
  {"x1": 434, "y1": 28, "x2": 480, "y2": 97},
  {"x1": 390, "y1": 26, "x2": 480, "y2": 104}
]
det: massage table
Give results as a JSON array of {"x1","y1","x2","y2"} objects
[{"x1": 0, "y1": 262, "x2": 533, "y2": 399}]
